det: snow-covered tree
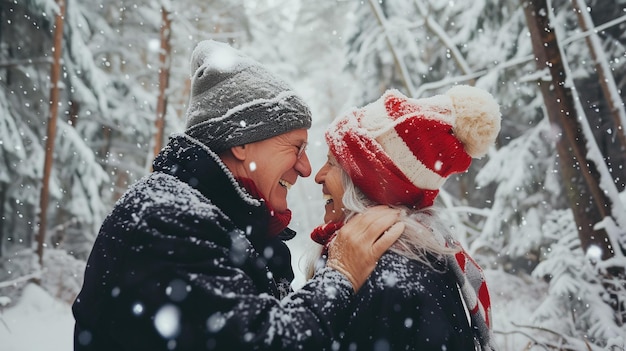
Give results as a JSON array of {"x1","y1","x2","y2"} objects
[
  {"x1": 0, "y1": 0, "x2": 162, "y2": 286},
  {"x1": 479, "y1": 0, "x2": 626, "y2": 347}
]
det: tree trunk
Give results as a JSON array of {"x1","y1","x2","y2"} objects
[
  {"x1": 68, "y1": 99, "x2": 79, "y2": 127},
  {"x1": 572, "y1": 0, "x2": 626, "y2": 190},
  {"x1": 152, "y1": 6, "x2": 172, "y2": 159},
  {"x1": 36, "y1": 0, "x2": 66, "y2": 267},
  {"x1": 0, "y1": 182, "x2": 6, "y2": 258},
  {"x1": 521, "y1": 0, "x2": 616, "y2": 260}
]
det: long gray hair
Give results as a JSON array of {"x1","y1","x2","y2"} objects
[{"x1": 303, "y1": 168, "x2": 458, "y2": 279}]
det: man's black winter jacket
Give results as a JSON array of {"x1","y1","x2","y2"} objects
[{"x1": 72, "y1": 135, "x2": 353, "y2": 351}]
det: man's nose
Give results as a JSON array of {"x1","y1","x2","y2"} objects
[{"x1": 295, "y1": 152, "x2": 312, "y2": 177}]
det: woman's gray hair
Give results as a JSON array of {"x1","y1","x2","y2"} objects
[{"x1": 339, "y1": 170, "x2": 457, "y2": 267}]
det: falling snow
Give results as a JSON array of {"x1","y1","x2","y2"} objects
[{"x1": 2, "y1": 0, "x2": 626, "y2": 350}]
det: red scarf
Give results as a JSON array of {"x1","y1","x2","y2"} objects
[
  {"x1": 310, "y1": 221, "x2": 344, "y2": 254},
  {"x1": 235, "y1": 177, "x2": 292, "y2": 237}
]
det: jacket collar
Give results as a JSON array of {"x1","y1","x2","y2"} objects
[{"x1": 153, "y1": 134, "x2": 269, "y2": 239}]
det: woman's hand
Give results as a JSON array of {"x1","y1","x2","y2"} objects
[{"x1": 326, "y1": 205, "x2": 405, "y2": 292}]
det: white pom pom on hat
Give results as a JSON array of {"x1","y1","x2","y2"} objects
[
  {"x1": 446, "y1": 85, "x2": 501, "y2": 158},
  {"x1": 325, "y1": 85, "x2": 501, "y2": 209}
]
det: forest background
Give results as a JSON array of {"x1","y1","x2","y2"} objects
[{"x1": 1, "y1": 0, "x2": 626, "y2": 350}]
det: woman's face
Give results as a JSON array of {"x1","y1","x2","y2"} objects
[{"x1": 314, "y1": 153, "x2": 346, "y2": 224}]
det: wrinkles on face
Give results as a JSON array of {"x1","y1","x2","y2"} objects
[{"x1": 242, "y1": 129, "x2": 311, "y2": 212}]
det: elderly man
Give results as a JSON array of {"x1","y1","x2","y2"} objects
[{"x1": 72, "y1": 40, "x2": 403, "y2": 350}]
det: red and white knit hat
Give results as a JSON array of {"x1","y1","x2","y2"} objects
[{"x1": 326, "y1": 85, "x2": 501, "y2": 209}]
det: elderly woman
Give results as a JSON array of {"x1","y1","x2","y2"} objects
[{"x1": 308, "y1": 86, "x2": 501, "y2": 351}]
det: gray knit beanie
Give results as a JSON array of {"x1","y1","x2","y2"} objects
[{"x1": 184, "y1": 40, "x2": 312, "y2": 153}]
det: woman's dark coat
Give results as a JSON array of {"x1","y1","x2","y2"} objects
[
  {"x1": 333, "y1": 251, "x2": 477, "y2": 350},
  {"x1": 72, "y1": 135, "x2": 353, "y2": 351}
]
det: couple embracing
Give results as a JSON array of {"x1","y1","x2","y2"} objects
[{"x1": 73, "y1": 40, "x2": 500, "y2": 351}]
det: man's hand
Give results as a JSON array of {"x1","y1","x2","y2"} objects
[{"x1": 326, "y1": 205, "x2": 405, "y2": 292}]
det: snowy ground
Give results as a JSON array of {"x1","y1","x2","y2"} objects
[
  {"x1": 0, "y1": 265, "x2": 547, "y2": 350},
  {"x1": 1, "y1": 283, "x2": 74, "y2": 351}
]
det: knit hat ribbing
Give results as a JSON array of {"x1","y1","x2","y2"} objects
[
  {"x1": 184, "y1": 40, "x2": 312, "y2": 153},
  {"x1": 326, "y1": 86, "x2": 501, "y2": 210}
]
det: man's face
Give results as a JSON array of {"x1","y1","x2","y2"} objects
[{"x1": 242, "y1": 129, "x2": 311, "y2": 212}]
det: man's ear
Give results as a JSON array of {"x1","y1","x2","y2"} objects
[{"x1": 229, "y1": 145, "x2": 247, "y2": 161}]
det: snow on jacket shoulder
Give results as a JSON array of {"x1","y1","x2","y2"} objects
[{"x1": 72, "y1": 135, "x2": 354, "y2": 351}]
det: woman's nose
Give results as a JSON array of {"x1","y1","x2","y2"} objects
[{"x1": 314, "y1": 164, "x2": 328, "y2": 184}]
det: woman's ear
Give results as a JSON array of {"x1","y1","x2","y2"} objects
[{"x1": 229, "y1": 145, "x2": 247, "y2": 161}]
